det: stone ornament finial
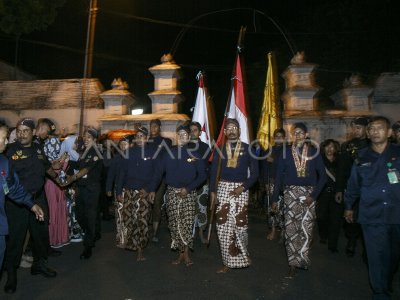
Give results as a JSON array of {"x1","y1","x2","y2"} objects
[
  {"x1": 344, "y1": 74, "x2": 363, "y2": 87},
  {"x1": 161, "y1": 53, "x2": 175, "y2": 64},
  {"x1": 111, "y1": 78, "x2": 129, "y2": 90},
  {"x1": 290, "y1": 51, "x2": 306, "y2": 65}
]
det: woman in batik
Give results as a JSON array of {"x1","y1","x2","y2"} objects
[{"x1": 271, "y1": 122, "x2": 326, "y2": 278}]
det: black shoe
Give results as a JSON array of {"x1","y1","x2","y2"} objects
[
  {"x1": 31, "y1": 260, "x2": 57, "y2": 278},
  {"x1": 4, "y1": 269, "x2": 17, "y2": 294},
  {"x1": 48, "y1": 248, "x2": 62, "y2": 257},
  {"x1": 80, "y1": 247, "x2": 92, "y2": 260}
]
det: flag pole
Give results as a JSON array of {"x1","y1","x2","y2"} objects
[{"x1": 206, "y1": 26, "x2": 246, "y2": 246}]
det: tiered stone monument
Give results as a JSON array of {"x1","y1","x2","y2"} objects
[
  {"x1": 281, "y1": 51, "x2": 320, "y2": 113},
  {"x1": 98, "y1": 54, "x2": 189, "y2": 143},
  {"x1": 281, "y1": 52, "x2": 372, "y2": 143}
]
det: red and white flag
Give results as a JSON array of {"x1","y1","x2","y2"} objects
[
  {"x1": 192, "y1": 72, "x2": 212, "y2": 148},
  {"x1": 214, "y1": 53, "x2": 251, "y2": 148},
  {"x1": 227, "y1": 54, "x2": 250, "y2": 144}
]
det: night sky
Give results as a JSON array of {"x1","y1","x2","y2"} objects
[{"x1": 0, "y1": 0, "x2": 399, "y2": 129}]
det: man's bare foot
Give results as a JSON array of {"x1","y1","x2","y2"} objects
[
  {"x1": 285, "y1": 266, "x2": 297, "y2": 279},
  {"x1": 137, "y1": 249, "x2": 146, "y2": 261},
  {"x1": 172, "y1": 253, "x2": 184, "y2": 265},
  {"x1": 267, "y1": 228, "x2": 277, "y2": 240},
  {"x1": 216, "y1": 266, "x2": 230, "y2": 273}
]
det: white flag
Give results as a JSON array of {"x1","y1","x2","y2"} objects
[{"x1": 192, "y1": 72, "x2": 212, "y2": 148}]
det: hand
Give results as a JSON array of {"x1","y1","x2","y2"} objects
[
  {"x1": 51, "y1": 160, "x2": 62, "y2": 170},
  {"x1": 139, "y1": 189, "x2": 149, "y2": 198},
  {"x1": 117, "y1": 195, "x2": 123, "y2": 203},
  {"x1": 229, "y1": 185, "x2": 245, "y2": 198},
  {"x1": 266, "y1": 156, "x2": 274, "y2": 163},
  {"x1": 210, "y1": 192, "x2": 217, "y2": 211},
  {"x1": 31, "y1": 204, "x2": 44, "y2": 221},
  {"x1": 179, "y1": 188, "x2": 188, "y2": 198},
  {"x1": 335, "y1": 192, "x2": 343, "y2": 204},
  {"x1": 271, "y1": 202, "x2": 278, "y2": 212},
  {"x1": 303, "y1": 196, "x2": 314, "y2": 206},
  {"x1": 148, "y1": 192, "x2": 155, "y2": 204},
  {"x1": 106, "y1": 191, "x2": 112, "y2": 197},
  {"x1": 344, "y1": 210, "x2": 354, "y2": 223}
]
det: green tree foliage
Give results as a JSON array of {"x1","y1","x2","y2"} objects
[{"x1": 0, "y1": 0, "x2": 66, "y2": 36}]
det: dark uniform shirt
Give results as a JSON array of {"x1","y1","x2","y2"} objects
[
  {"x1": 271, "y1": 144, "x2": 327, "y2": 202},
  {"x1": 116, "y1": 144, "x2": 157, "y2": 194},
  {"x1": 75, "y1": 147, "x2": 103, "y2": 186},
  {"x1": 6, "y1": 142, "x2": 50, "y2": 194},
  {"x1": 259, "y1": 144, "x2": 285, "y2": 182},
  {"x1": 209, "y1": 141, "x2": 259, "y2": 193},
  {"x1": 152, "y1": 145, "x2": 207, "y2": 192},
  {"x1": 337, "y1": 137, "x2": 369, "y2": 192},
  {"x1": 105, "y1": 153, "x2": 125, "y2": 193},
  {"x1": 0, "y1": 154, "x2": 35, "y2": 235},
  {"x1": 344, "y1": 144, "x2": 400, "y2": 224},
  {"x1": 148, "y1": 135, "x2": 172, "y2": 152},
  {"x1": 188, "y1": 140, "x2": 211, "y2": 161}
]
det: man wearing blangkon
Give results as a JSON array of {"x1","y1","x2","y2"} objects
[{"x1": 344, "y1": 116, "x2": 400, "y2": 300}]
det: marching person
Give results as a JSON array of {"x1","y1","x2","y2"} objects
[
  {"x1": 209, "y1": 118, "x2": 259, "y2": 274},
  {"x1": 188, "y1": 121, "x2": 211, "y2": 243},
  {"x1": 151, "y1": 125, "x2": 206, "y2": 266},
  {"x1": 0, "y1": 122, "x2": 44, "y2": 267},
  {"x1": 106, "y1": 135, "x2": 134, "y2": 249},
  {"x1": 271, "y1": 122, "x2": 326, "y2": 278},
  {"x1": 316, "y1": 139, "x2": 342, "y2": 253},
  {"x1": 60, "y1": 128, "x2": 103, "y2": 259},
  {"x1": 4, "y1": 118, "x2": 58, "y2": 294},
  {"x1": 336, "y1": 117, "x2": 369, "y2": 257},
  {"x1": 344, "y1": 116, "x2": 400, "y2": 300},
  {"x1": 148, "y1": 119, "x2": 172, "y2": 243},
  {"x1": 260, "y1": 128, "x2": 286, "y2": 241},
  {"x1": 116, "y1": 127, "x2": 156, "y2": 260}
]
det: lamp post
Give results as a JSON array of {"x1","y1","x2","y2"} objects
[{"x1": 79, "y1": 0, "x2": 98, "y2": 135}]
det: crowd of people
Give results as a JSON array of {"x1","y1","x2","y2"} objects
[{"x1": 0, "y1": 115, "x2": 399, "y2": 299}]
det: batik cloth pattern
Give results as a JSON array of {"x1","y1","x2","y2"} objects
[
  {"x1": 216, "y1": 181, "x2": 250, "y2": 268},
  {"x1": 266, "y1": 183, "x2": 284, "y2": 229},
  {"x1": 115, "y1": 189, "x2": 134, "y2": 249},
  {"x1": 283, "y1": 185, "x2": 315, "y2": 269},
  {"x1": 193, "y1": 184, "x2": 209, "y2": 232},
  {"x1": 124, "y1": 189, "x2": 151, "y2": 251},
  {"x1": 165, "y1": 186, "x2": 196, "y2": 252}
]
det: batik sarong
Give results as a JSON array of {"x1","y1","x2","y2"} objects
[
  {"x1": 115, "y1": 189, "x2": 134, "y2": 249},
  {"x1": 124, "y1": 189, "x2": 151, "y2": 251},
  {"x1": 283, "y1": 185, "x2": 315, "y2": 269},
  {"x1": 267, "y1": 183, "x2": 284, "y2": 229},
  {"x1": 216, "y1": 181, "x2": 250, "y2": 269},
  {"x1": 165, "y1": 186, "x2": 196, "y2": 252},
  {"x1": 65, "y1": 185, "x2": 83, "y2": 242},
  {"x1": 193, "y1": 184, "x2": 209, "y2": 233}
]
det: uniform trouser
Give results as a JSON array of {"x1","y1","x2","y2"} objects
[
  {"x1": 316, "y1": 191, "x2": 343, "y2": 249},
  {"x1": 76, "y1": 183, "x2": 100, "y2": 248},
  {"x1": 152, "y1": 181, "x2": 166, "y2": 224},
  {"x1": 362, "y1": 224, "x2": 400, "y2": 300},
  {"x1": 4, "y1": 191, "x2": 50, "y2": 270},
  {"x1": 0, "y1": 235, "x2": 5, "y2": 267},
  {"x1": 345, "y1": 201, "x2": 362, "y2": 246}
]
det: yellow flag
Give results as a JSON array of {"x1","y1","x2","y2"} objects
[{"x1": 257, "y1": 52, "x2": 281, "y2": 151}]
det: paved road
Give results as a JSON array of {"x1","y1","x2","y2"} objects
[{"x1": 1, "y1": 209, "x2": 399, "y2": 300}]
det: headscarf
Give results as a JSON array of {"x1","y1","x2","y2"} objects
[{"x1": 60, "y1": 135, "x2": 79, "y2": 161}]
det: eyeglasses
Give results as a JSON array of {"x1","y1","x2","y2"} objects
[{"x1": 225, "y1": 126, "x2": 238, "y2": 132}]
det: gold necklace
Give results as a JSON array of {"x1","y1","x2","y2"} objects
[
  {"x1": 292, "y1": 143, "x2": 308, "y2": 177},
  {"x1": 226, "y1": 141, "x2": 241, "y2": 168}
]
